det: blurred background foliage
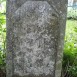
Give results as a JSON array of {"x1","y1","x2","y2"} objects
[
  {"x1": 62, "y1": 20, "x2": 77, "y2": 77},
  {"x1": 62, "y1": 1, "x2": 77, "y2": 77},
  {"x1": 0, "y1": 0, "x2": 6, "y2": 70},
  {"x1": 0, "y1": 0, "x2": 77, "y2": 77}
]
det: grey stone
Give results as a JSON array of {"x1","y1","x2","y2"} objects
[{"x1": 6, "y1": 0, "x2": 67, "y2": 77}]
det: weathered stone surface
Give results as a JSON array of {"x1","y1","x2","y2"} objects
[{"x1": 6, "y1": 0, "x2": 67, "y2": 77}]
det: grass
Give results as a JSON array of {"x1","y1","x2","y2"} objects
[
  {"x1": 62, "y1": 20, "x2": 77, "y2": 77},
  {"x1": 65, "y1": 20, "x2": 77, "y2": 43}
]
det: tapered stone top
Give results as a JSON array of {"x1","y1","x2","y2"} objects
[{"x1": 6, "y1": 0, "x2": 67, "y2": 77}]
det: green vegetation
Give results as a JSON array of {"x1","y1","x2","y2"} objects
[
  {"x1": 67, "y1": 7, "x2": 77, "y2": 19},
  {"x1": 62, "y1": 20, "x2": 77, "y2": 77},
  {"x1": 0, "y1": 0, "x2": 6, "y2": 69}
]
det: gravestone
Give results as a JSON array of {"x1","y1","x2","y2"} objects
[{"x1": 6, "y1": 0, "x2": 67, "y2": 77}]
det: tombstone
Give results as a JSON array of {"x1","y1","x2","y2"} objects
[{"x1": 6, "y1": 0, "x2": 67, "y2": 77}]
